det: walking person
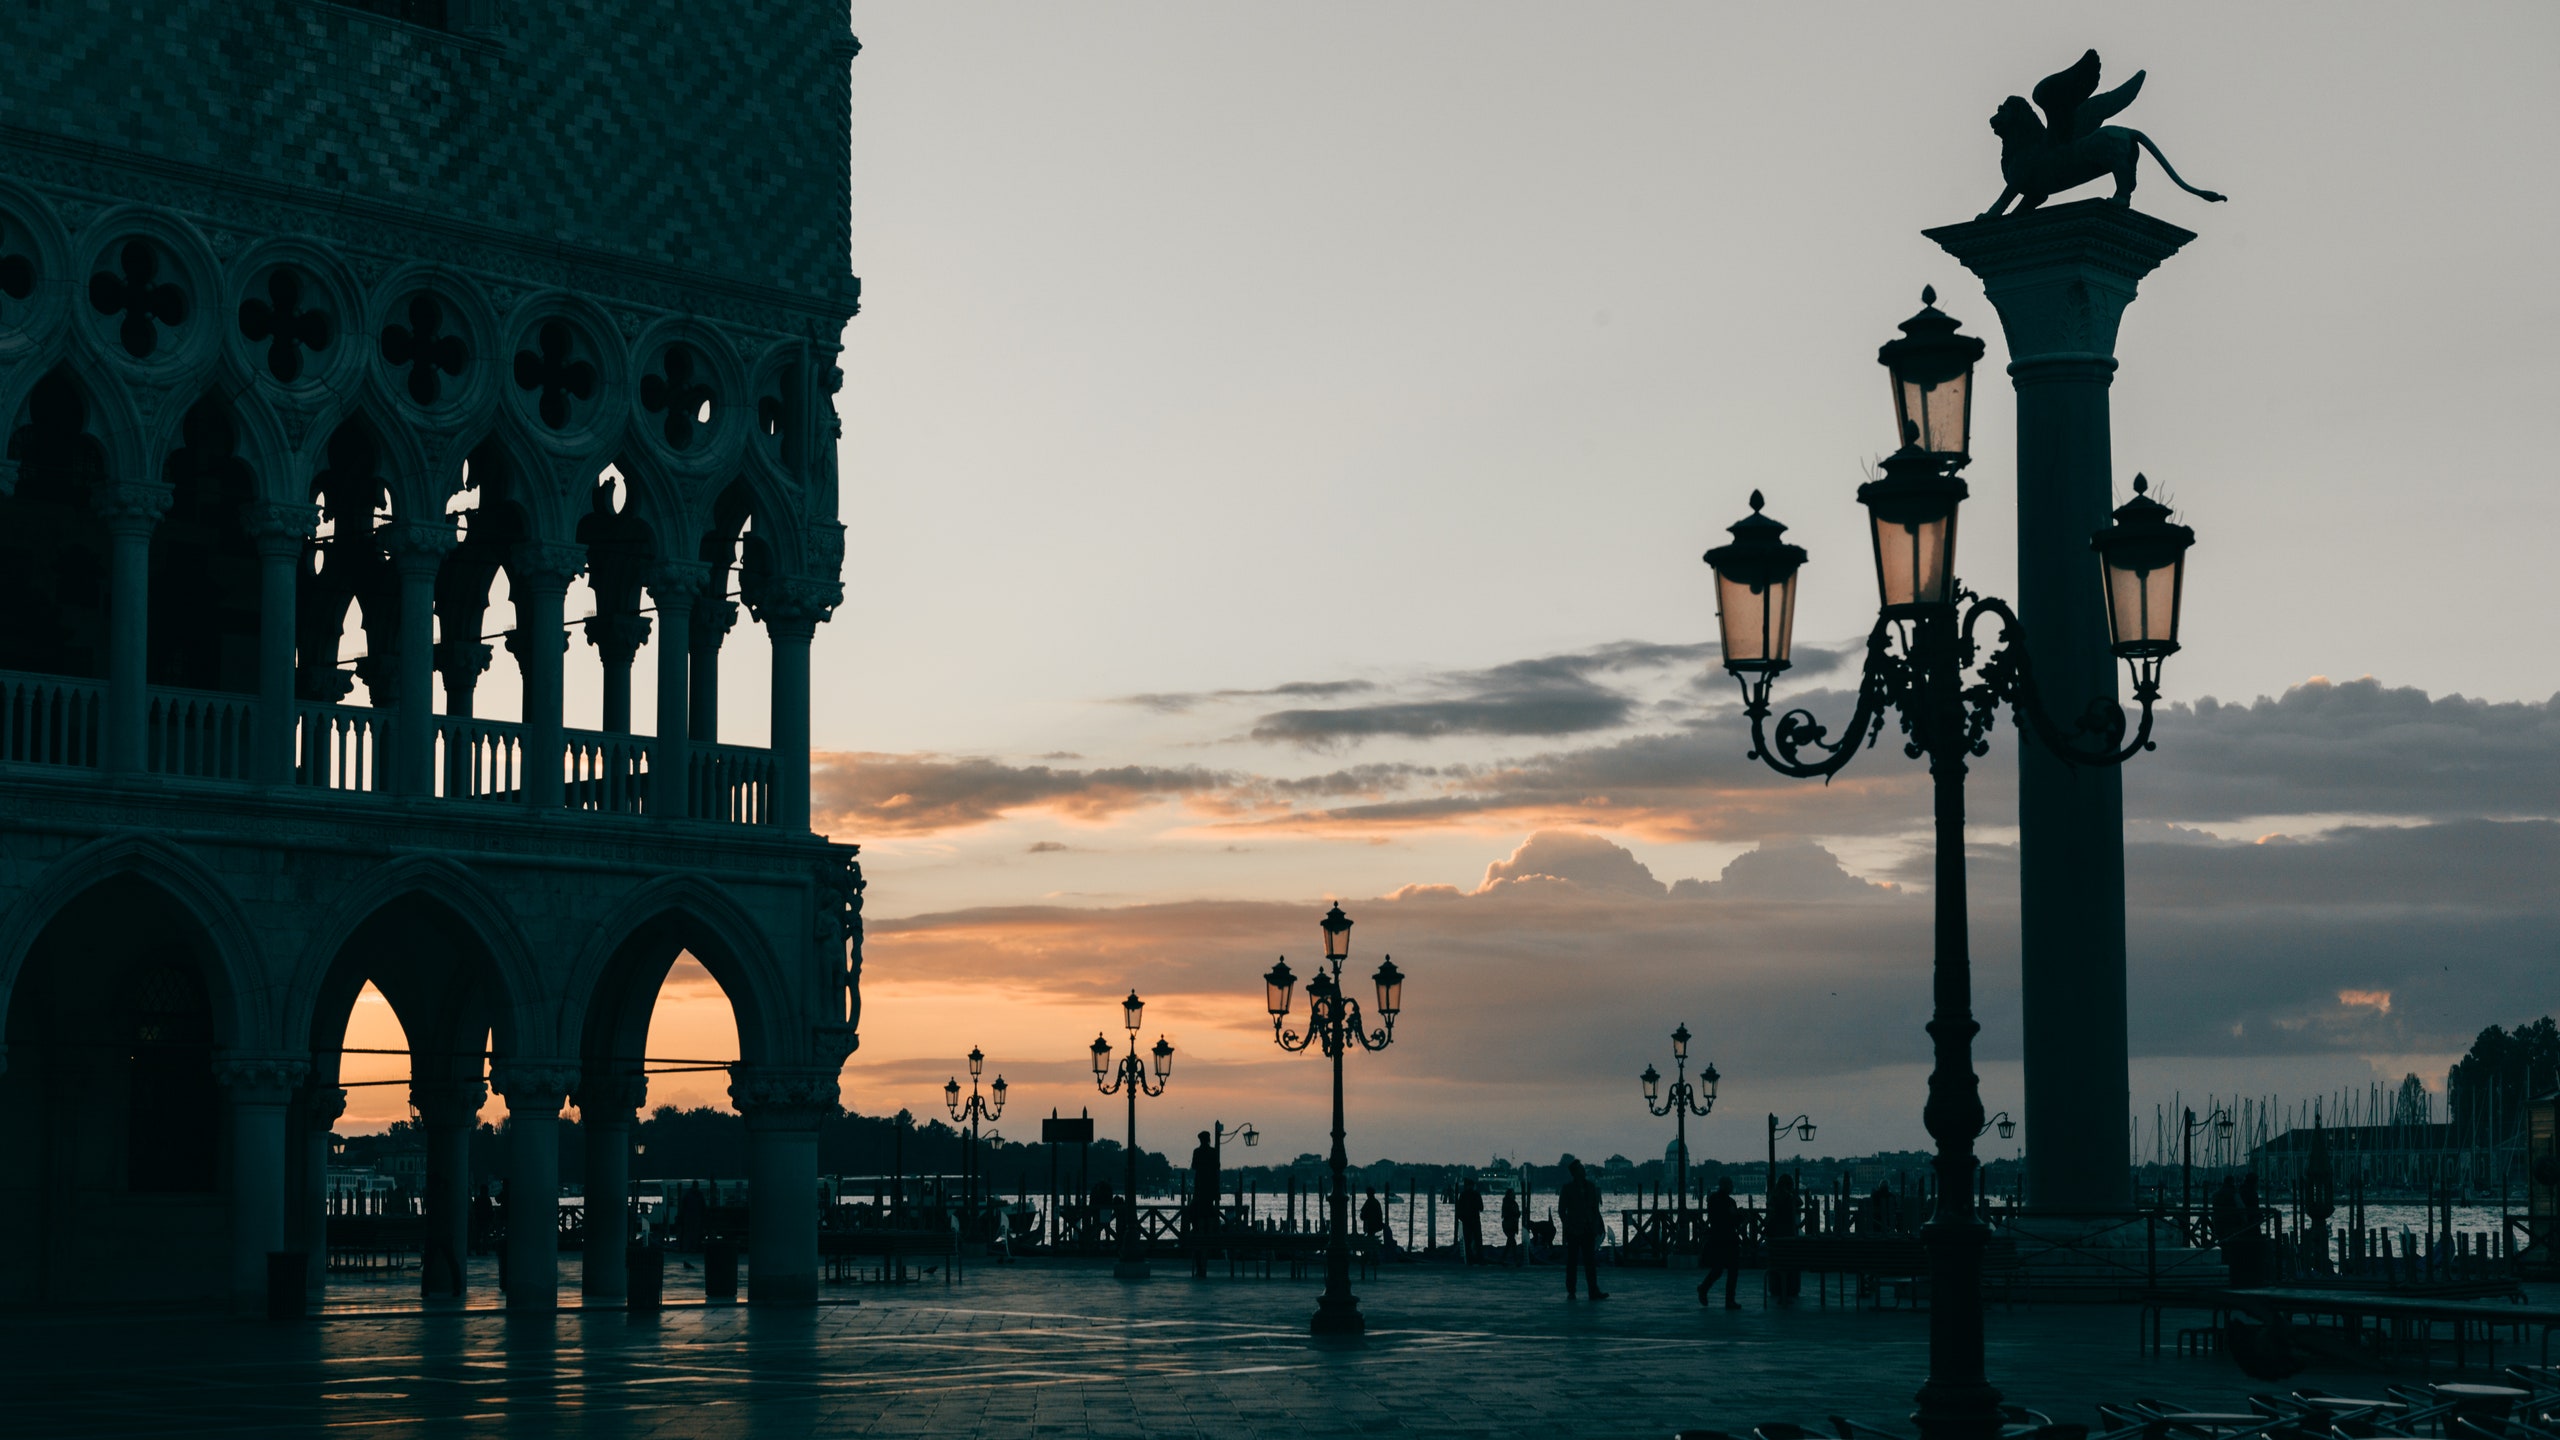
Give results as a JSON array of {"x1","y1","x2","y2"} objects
[
  {"x1": 1360, "y1": 1186, "x2": 1385, "y2": 1246},
  {"x1": 1559, "y1": 1159, "x2": 1608, "y2": 1300},
  {"x1": 1500, "y1": 1188, "x2": 1521, "y2": 1264},
  {"x1": 1696, "y1": 1177, "x2": 1743, "y2": 1309}
]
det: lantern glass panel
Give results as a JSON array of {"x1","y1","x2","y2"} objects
[
  {"x1": 1894, "y1": 369, "x2": 1972, "y2": 458},
  {"x1": 1871, "y1": 507, "x2": 1958, "y2": 610},
  {"x1": 2102, "y1": 551, "x2": 2185, "y2": 657},
  {"x1": 1715, "y1": 569, "x2": 1797, "y2": 671}
]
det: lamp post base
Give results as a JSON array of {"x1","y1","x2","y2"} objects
[
  {"x1": 1112, "y1": 1257, "x2": 1151, "y2": 1281},
  {"x1": 1309, "y1": 1291, "x2": 1366, "y2": 1335}
]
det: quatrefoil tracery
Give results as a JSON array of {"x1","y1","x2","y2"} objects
[
  {"x1": 237, "y1": 267, "x2": 333, "y2": 383},
  {"x1": 0, "y1": 219, "x2": 33, "y2": 306},
  {"x1": 512, "y1": 319, "x2": 598, "y2": 430},
  {"x1": 88, "y1": 238, "x2": 190, "y2": 359},
  {"x1": 380, "y1": 293, "x2": 469, "y2": 407},
  {"x1": 640, "y1": 342, "x2": 715, "y2": 450}
]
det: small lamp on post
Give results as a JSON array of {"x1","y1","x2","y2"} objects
[
  {"x1": 1877, "y1": 285, "x2": 1985, "y2": 460},
  {"x1": 1703, "y1": 494, "x2": 1808, "y2": 675},
  {"x1": 1639, "y1": 1022, "x2": 1718, "y2": 1220}
]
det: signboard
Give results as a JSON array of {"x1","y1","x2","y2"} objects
[{"x1": 1042, "y1": 1115, "x2": 1095, "y2": 1145}]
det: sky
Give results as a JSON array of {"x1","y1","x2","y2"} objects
[{"x1": 361, "y1": 3, "x2": 2560, "y2": 1169}]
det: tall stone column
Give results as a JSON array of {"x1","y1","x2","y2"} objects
[
  {"x1": 752, "y1": 578, "x2": 838, "y2": 834},
  {"x1": 213, "y1": 1053, "x2": 309, "y2": 1313},
  {"x1": 689, "y1": 597, "x2": 737, "y2": 747},
  {"x1": 645, "y1": 561, "x2": 709, "y2": 819},
  {"x1": 93, "y1": 482, "x2": 172, "y2": 774},
  {"x1": 510, "y1": 542, "x2": 583, "y2": 810},
  {"x1": 411, "y1": 1077, "x2": 485, "y2": 1300},
  {"x1": 385, "y1": 520, "x2": 457, "y2": 797},
  {"x1": 731, "y1": 1066, "x2": 838, "y2": 1306},
  {"x1": 575, "y1": 1072, "x2": 647, "y2": 1302},
  {"x1": 291, "y1": 1083, "x2": 346, "y2": 1301},
  {"x1": 246, "y1": 503, "x2": 319, "y2": 785},
  {"x1": 491, "y1": 1061, "x2": 577, "y2": 1312},
  {"x1": 1927, "y1": 199, "x2": 2194, "y2": 1216}
]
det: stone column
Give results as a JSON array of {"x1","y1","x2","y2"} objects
[
  {"x1": 292, "y1": 1083, "x2": 347, "y2": 1300},
  {"x1": 411, "y1": 1077, "x2": 485, "y2": 1300},
  {"x1": 491, "y1": 1061, "x2": 577, "y2": 1312},
  {"x1": 385, "y1": 520, "x2": 457, "y2": 797},
  {"x1": 731, "y1": 1066, "x2": 839, "y2": 1306},
  {"x1": 510, "y1": 542, "x2": 583, "y2": 811},
  {"x1": 1927, "y1": 199, "x2": 2195, "y2": 1217},
  {"x1": 583, "y1": 612, "x2": 651, "y2": 734},
  {"x1": 93, "y1": 482, "x2": 173, "y2": 775},
  {"x1": 246, "y1": 503, "x2": 319, "y2": 786},
  {"x1": 575, "y1": 1072, "x2": 647, "y2": 1303},
  {"x1": 213, "y1": 1053, "x2": 309, "y2": 1313},
  {"x1": 689, "y1": 597, "x2": 737, "y2": 748},
  {"x1": 752, "y1": 579, "x2": 837, "y2": 834},
  {"x1": 645, "y1": 561, "x2": 709, "y2": 819}
]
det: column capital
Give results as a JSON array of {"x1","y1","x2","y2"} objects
[
  {"x1": 645, "y1": 558, "x2": 715, "y2": 607},
  {"x1": 746, "y1": 576, "x2": 841, "y2": 635},
  {"x1": 91, "y1": 481, "x2": 174, "y2": 536},
  {"x1": 212, "y1": 1052, "x2": 312, "y2": 1105},
  {"x1": 301, "y1": 1083, "x2": 349, "y2": 1130},
  {"x1": 409, "y1": 1078, "x2": 488, "y2": 1126},
  {"x1": 574, "y1": 1072, "x2": 650, "y2": 1119},
  {"x1": 435, "y1": 638, "x2": 494, "y2": 684},
  {"x1": 489, "y1": 1060, "x2": 580, "y2": 1109},
  {"x1": 729, "y1": 1065, "x2": 840, "y2": 1129},
  {"x1": 386, "y1": 518, "x2": 460, "y2": 575},
  {"x1": 244, "y1": 500, "x2": 322, "y2": 557},
  {"x1": 1923, "y1": 199, "x2": 2195, "y2": 362},
  {"x1": 582, "y1": 611, "x2": 652, "y2": 663},
  {"x1": 691, "y1": 596, "x2": 740, "y2": 644},
  {"x1": 509, "y1": 539, "x2": 587, "y2": 592}
]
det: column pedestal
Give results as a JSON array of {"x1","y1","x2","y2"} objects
[
  {"x1": 1926, "y1": 199, "x2": 2195, "y2": 1217},
  {"x1": 732, "y1": 1067, "x2": 838, "y2": 1307},
  {"x1": 214, "y1": 1054, "x2": 309, "y2": 1314},
  {"x1": 492, "y1": 1062, "x2": 577, "y2": 1312},
  {"x1": 576, "y1": 1073, "x2": 647, "y2": 1303}
]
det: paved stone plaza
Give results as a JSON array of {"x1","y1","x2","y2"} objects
[{"x1": 2, "y1": 1259, "x2": 2406, "y2": 1439}]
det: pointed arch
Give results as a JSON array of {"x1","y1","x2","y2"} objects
[
  {"x1": 0, "y1": 833, "x2": 265, "y2": 1051},
  {"x1": 285, "y1": 855, "x2": 545, "y2": 1062},
  {"x1": 562, "y1": 872, "x2": 792, "y2": 1068}
]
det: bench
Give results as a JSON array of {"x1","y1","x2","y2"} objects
[{"x1": 1767, "y1": 1236, "x2": 2021, "y2": 1309}]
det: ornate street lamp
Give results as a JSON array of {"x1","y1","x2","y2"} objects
[
  {"x1": 1639, "y1": 1023, "x2": 1718, "y2": 1219},
  {"x1": 1093, "y1": 992, "x2": 1172, "y2": 1280},
  {"x1": 1263, "y1": 902, "x2": 1404, "y2": 1335},
  {"x1": 1700, "y1": 290, "x2": 2197, "y2": 1440},
  {"x1": 945, "y1": 1047, "x2": 1006, "y2": 1222}
]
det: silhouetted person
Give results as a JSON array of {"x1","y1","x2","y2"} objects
[
  {"x1": 1697, "y1": 1177, "x2": 1743, "y2": 1309},
  {"x1": 1768, "y1": 1173, "x2": 1801, "y2": 1301},
  {"x1": 1456, "y1": 1177, "x2": 1485, "y2": 1263},
  {"x1": 1188, "y1": 1130, "x2": 1220, "y2": 1277},
  {"x1": 2210, "y1": 1175, "x2": 2244, "y2": 1250},
  {"x1": 1500, "y1": 1188, "x2": 1521, "y2": 1263},
  {"x1": 1869, "y1": 1179, "x2": 1897, "y2": 1236},
  {"x1": 1559, "y1": 1160, "x2": 1607, "y2": 1300},
  {"x1": 1360, "y1": 1186, "x2": 1384, "y2": 1244},
  {"x1": 1091, "y1": 1178, "x2": 1115, "y2": 1245}
]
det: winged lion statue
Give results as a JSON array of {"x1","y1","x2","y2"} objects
[{"x1": 1980, "y1": 50, "x2": 2227, "y2": 219}]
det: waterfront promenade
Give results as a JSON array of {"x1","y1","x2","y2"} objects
[{"x1": 0, "y1": 1259, "x2": 2419, "y2": 1440}]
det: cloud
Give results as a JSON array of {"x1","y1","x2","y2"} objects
[
  {"x1": 2126, "y1": 679, "x2": 2560, "y2": 823},
  {"x1": 1026, "y1": 841, "x2": 1072, "y2": 854},
  {"x1": 1476, "y1": 831, "x2": 1667, "y2": 897},
  {"x1": 811, "y1": 752, "x2": 1235, "y2": 835},
  {"x1": 1242, "y1": 639, "x2": 1828, "y2": 748},
  {"x1": 1670, "y1": 840, "x2": 1897, "y2": 902},
  {"x1": 1119, "y1": 679, "x2": 1379, "y2": 715}
]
